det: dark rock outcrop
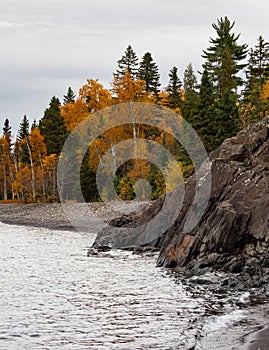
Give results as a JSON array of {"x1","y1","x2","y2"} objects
[
  {"x1": 157, "y1": 117, "x2": 269, "y2": 273},
  {"x1": 91, "y1": 117, "x2": 269, "y2": 278}
]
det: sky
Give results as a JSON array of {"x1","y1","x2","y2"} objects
[{"x1": 1, "y1": 0, "x2": 269, "y2": 134}]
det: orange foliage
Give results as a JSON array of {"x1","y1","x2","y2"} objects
[
  {"x1": 112, "y1": 71, "x2": 151, "y2": 103},
  {"x1": 79, "y1": 79, "x2": 112, "y2": 112},
  {"x1": 61, "y1": 99, "x2": 89, "y2": 131}
]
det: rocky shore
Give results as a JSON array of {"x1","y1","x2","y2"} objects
[
  {"x1": 0, "y1": 201, "x2": 147, "y2": 232},
  {"x1": 91, "y1": 118, "x2": 269, "y2": 292}
]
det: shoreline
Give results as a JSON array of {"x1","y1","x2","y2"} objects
[{"x1": 0, "y1": 201, "x2": 148, "y2": 232}]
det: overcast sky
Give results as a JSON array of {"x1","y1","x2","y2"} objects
[{"x1": 1, "y1": 0, "x2": 269, "y2": 133}]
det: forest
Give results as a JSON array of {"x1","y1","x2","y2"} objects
[{"x1": 1, "y1": 16, "x2": 269, "y2": 203}]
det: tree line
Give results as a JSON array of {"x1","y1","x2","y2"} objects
[{"x1": 1, "y1": 16, "x2": 269, "y2": 202}]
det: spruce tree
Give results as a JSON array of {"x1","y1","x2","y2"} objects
[
  {"x1": 115, "y1": 45, "x2": 139, "y2": 78},
  {"x1": 138, "y1": 52, "x2": 160, "y2": 94},
  {"x1": 181, "y1": 63, "x2": 199, "y2": 124},
  {"x1": 17, "y1": 115, "x2": 29, "y2": 141},
  {"x1": 195, "y1": 70, "x2": 218, "y2": 151},
  {"x1": 16, "y1": 115, "x2": 30, "y2": 164},
  {"x1": 63, "y1": 87, "x2": 76, "y2": 105},
  {"x1": 166, "y1": 66, "x2": 182, "y2": 110},
  {"x1": 39, "y1": 96, "x2": 68, "y2": 156}
]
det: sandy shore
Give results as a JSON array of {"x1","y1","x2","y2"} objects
[{"x1": 0, "y1": 201, "x2": 147, "y2": 232}]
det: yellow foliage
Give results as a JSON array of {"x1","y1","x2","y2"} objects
[
  {"x1": 261, "y1": 79, "x2": 269, "y2": 100},
  {"x1": 79, "y1": 79, "x2": 112, "y2": 112},
  {"x1": 60, "y1": 99, "x2": 89, "y2": 131},
  {"x1": 29, "y1": 128, "x2": 47, "y2": 161},
  {"x1": 112, "y1": 71, "x2": 151, "y2": 103}
]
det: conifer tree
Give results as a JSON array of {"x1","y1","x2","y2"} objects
[
  {"x1": 202, "y1": 17, "x2": 248, "y2": 146},
  {"x1": 1, "y1": 119, "x2": 13, "y2": 200},
  {"x1": 115, "y1": 45, "x2": 139, "y2": 78},
  {"x1": 16, "y1": 115, "x2": 30, "y2": 164},
  {"x1": 63, "y1": 87, "x2": 76, "y2": 105},
  {"x1": 3, "y1": 118, "x2": 12, "y2": 148},
  {"x1": 39, "y1": 96, "x2": 68, "y2": 156},
  {"x1": 242, "y1": 36, "x2": 269, "y2": 123},
  {"x1": 181, "y1": 63, "x2": 199, "y2": 123},
  {"x1": 138, "y1": 52, "x2": 160, "y2": 94},
  {"x1": 166, "y1": 66, "x2": 182, "y2": 110},
  {"x1": 17, "y1": 115, "x2": 29, "y2": 142},
  {"x1": 245, "y1": 36, "x2": 269, "y2": 91},
  {"x1": 195, "y1": 69, "x2": 217, "y2": 151},
  {"x1": 202, "y1": 17, "x2": 248, "y2": 94}
]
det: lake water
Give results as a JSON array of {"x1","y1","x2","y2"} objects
[{"x1": 0, "y1": 221, "x2": 269, "y2": 349}]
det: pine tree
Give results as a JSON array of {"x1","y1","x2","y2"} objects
[
  {"x1": 138, "y1": 52, "x2": 160, "y2": 94},
  {"x1": 39, "y1": 96, "x2": 68, "y2": 156},
  {"x1": 201, "y1": 17, "x2": 247, "y2": 145},
  {"x1": 115, "y1": 45, "x2": 139, "y2": 79},
  {"x1": 202, "y1": 16, "x2": 248, "y2": 94},
  {"x1": 166, "y1": 66, "x2": 182, "y2": 110},
  {"x1": 63, "y1": 87, "x2": 76, "y2": 105}
]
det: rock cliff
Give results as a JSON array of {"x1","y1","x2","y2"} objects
[
  {"x1": 157, "y1": 117, "x2": 269, "y2": 274},
  {"x1": 91, "y1": 117, "x2": 269, "y2": 278}
]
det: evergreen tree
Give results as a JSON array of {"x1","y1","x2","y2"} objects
[
  {"x1": 115, "y1": 45, "x2": 139, "y2": 79},
  {"x1": 166, "y1": 66, "x2": 182, "y2": 110},
  {"x1": 195, "y1": 69, "x2": 218, "y2": 151},
  {"x1": 17, "y1": 115, "x2": 29, "y2": 142},
  {"x1": 3, "y1": 118, "x2": 12, "y2": 148},
  {"x1": 63, "y1": 87, "x2": 76, "y2": 105},
  {"x1": 246, "y1": 36, "x2": 269, "y2": 90},
  {"x1": 39, "y1": 96, "x2": 68, "y2": 156},
  {"x1": 80, "y1": 149, "x2": 99, "y2": 202},
  {"x1": 181, "y1": 63, "x2": 199, "y2": 123},
  {"x1": 242, "y1": 36, "x2": 269, "y2": 122},
  {"x1": 202, "y1": 17, "x2": 247, "y2": 146},
  {"x1": 202, "y1": 16, "x2": 248, "y2": 94},
  {"x1": 16, "y1": 115, "x2": 30, "y2": 164},
  {"x1": 138, "y1": 52, "x2": 160, "y2": 94}
]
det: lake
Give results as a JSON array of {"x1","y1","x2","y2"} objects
[{"x1": 0, "y1": 221, "x2": 268, "y2": 349}]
